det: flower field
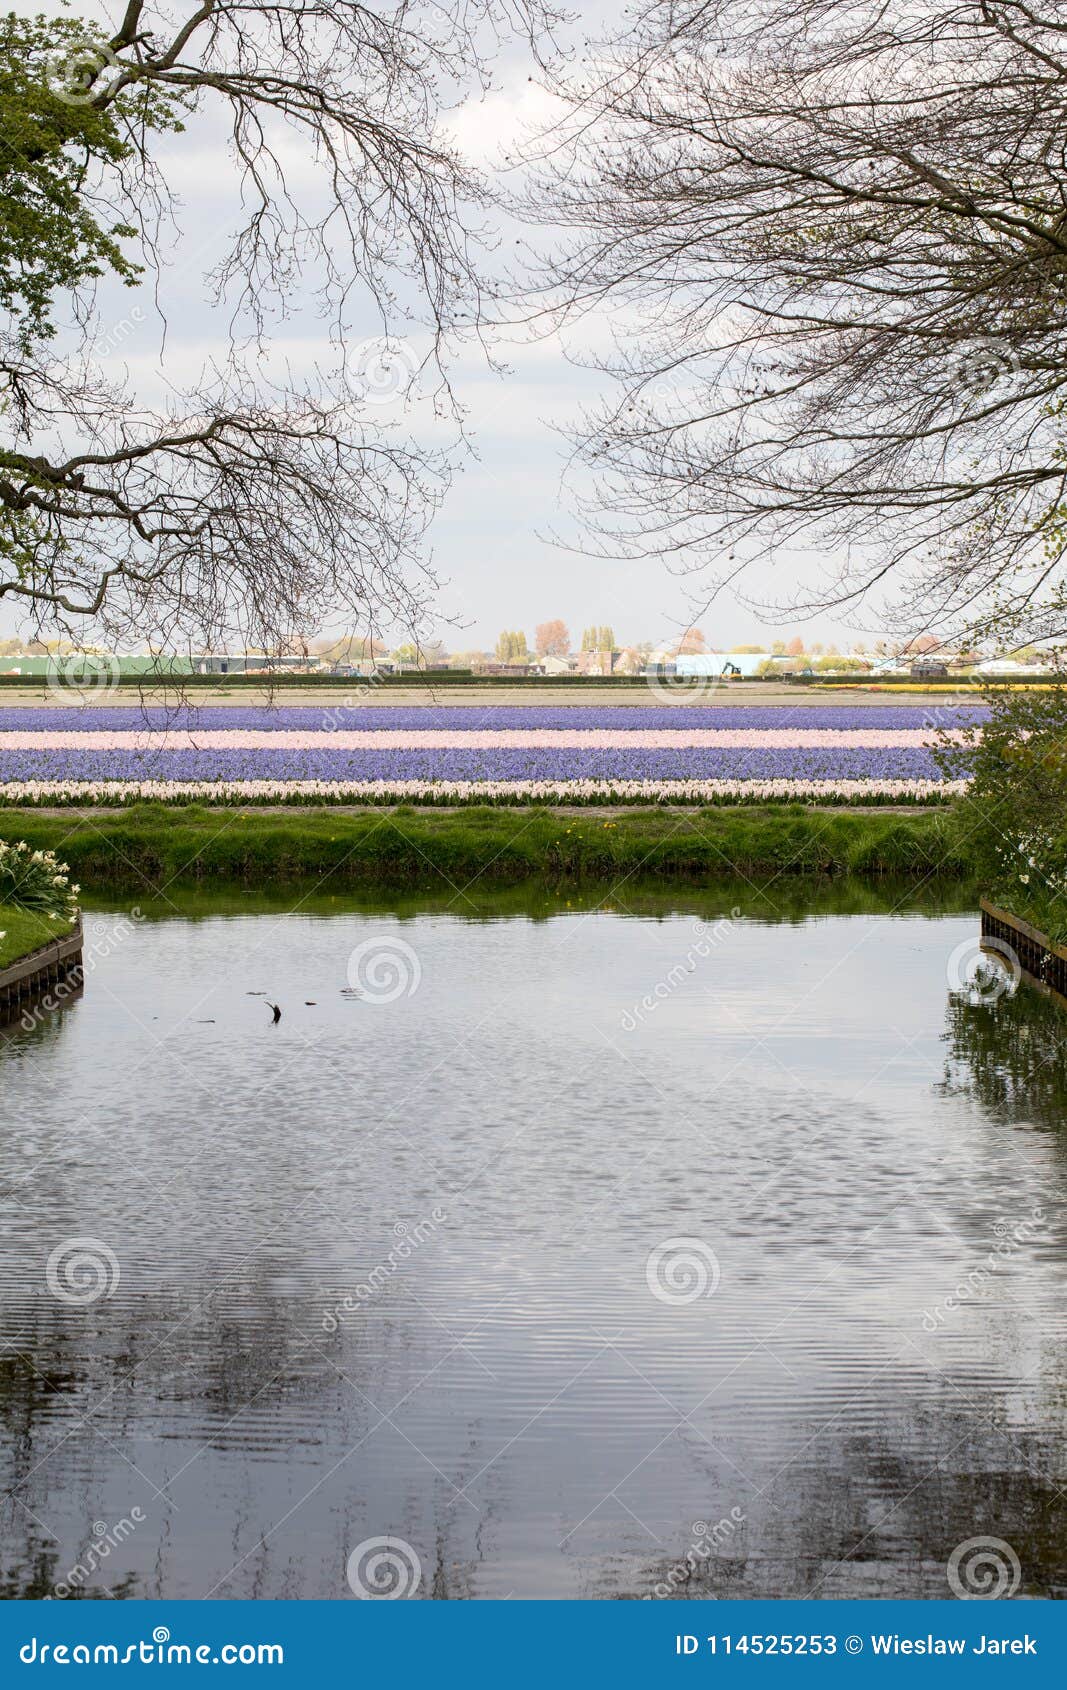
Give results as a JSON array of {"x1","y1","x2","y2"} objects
[{"x1": 0, "y1": 705, "x2": 981, "y2": 804}]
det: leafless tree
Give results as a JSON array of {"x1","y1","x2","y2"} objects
[
  {"x1": 0, "y1": 0, "x2": 553, "y2": 653},
  {"x1": 535, "y1": 0, "x2": 1067, "y2": 646}
]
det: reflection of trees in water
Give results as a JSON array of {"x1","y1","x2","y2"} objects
[
  {"x1": 940, "y1": 982, "x2": 1067, "y2": 1133},
  {"x1": 0, "y1": 1276, "x2": 504, "y2": 1600},
  {"x1": 0, "y1": 1536, "x2": 139, "y2": 1601},
  {"x1": 3, "y1": 1288, "x2": 1067, "y2": 1599},
  {"x1": 0, "y1": 1340, "x2": 67, "y2": 1595},
  {"x1": 0, "y1": 1285, "x2": 348, "y2": 1600},
  {"x1": 93, "y1": 876, "x2": 979, "y2": 931},
  {"x1": 0, "y1": 1341, "x2": 140, "y2": 1599},
  {"x1": 607, "y1": 1402, "x2": 1067, "y2": 1600}
]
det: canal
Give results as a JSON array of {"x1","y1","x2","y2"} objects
[{"x1": 0, "y1": 884, "x2": 1064, "y2": 1599}]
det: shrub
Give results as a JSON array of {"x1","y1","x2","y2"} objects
[
  {"x1": 0, "y1": 840, "x2": 79, "y2": 922},
  {"x1": 934, "y1": 684, "x2": 1067, "y2": 936}
]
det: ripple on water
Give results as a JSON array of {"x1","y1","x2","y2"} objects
[{"x1": 0, "y1": 896, "x2": 1064, "y2": 1598}]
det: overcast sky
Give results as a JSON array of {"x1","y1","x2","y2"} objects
[{"x1": 1, "y1": 1, "x2": 866, "y2": 654}]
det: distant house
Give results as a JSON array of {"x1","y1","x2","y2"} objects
[
  {"x1": 192, "y1": 653, "x2": 321, "y2": 675},
  {"x1": 910, "y1": 658, "x2": 949, "y2": 680},
  {"x1": 535, "y1": 654, "x2": 573, "y2": 676},
  {"x1": 331, "y1": 656, "x2": 397, "y2": 677},
  {"x1": 1, "y1": 652, "x2": 195, "y2": 678}
]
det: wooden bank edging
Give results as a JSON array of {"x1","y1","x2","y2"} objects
[
  {"x1": 0, "y1": 918, "x2": 84, "y2": 1024},
  {"x1": 980, "y1": 897, "x2": 1067, "y2": 1001}
]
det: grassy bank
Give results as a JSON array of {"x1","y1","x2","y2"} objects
[
  {"x1": 0, "y1": 804, "x2": 974, "y2": 893},
  {"x1": 0, "y1": 905, "x2": 75, "y2": 970}
]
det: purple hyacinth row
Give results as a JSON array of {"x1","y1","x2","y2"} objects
[
  {"x1": 0, "y1": 704, "x2": 987, "y2": 733},
  {"x1": 0, "y1": 747, "x2": 950, "y2": 780}
]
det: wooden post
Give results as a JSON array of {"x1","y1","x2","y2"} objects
[
  {"x1": 980, "y1": 897, "x2": 1067, "y2": 1002},
  {"x1": 0, "y1": 920, "x2": 84, "y2": 1026}
]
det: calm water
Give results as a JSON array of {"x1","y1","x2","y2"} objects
[{"x1": 1, "y1": 885, "x2": 1065, "y2": 1601}]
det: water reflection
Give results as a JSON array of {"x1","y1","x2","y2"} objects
[
  {"x1": 0, "y1": 886, "x2": 1064, "y2": 1599},
  {"x1": 943, "y1": 978, "x2": 1067, "y2": 1137}
]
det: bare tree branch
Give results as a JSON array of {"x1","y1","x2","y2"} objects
[
  {"x1": 534, "y1": 0, "x2": 1067, "y2": 645},
  {"x1": 1, "y1": 1, "x2": 558, "y2": 650}
]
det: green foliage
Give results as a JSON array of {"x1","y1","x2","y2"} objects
[
  {"x1": 0, "y1": 14, "x2": 144, "y2": 341},
  {"x1": 494, "y1": 629, "x2": 528, "y2": 662},
  {"x1": 935, "y1": 683, "x2": 1067, "y2": 937},
  {"x1": 0, "y1": 804, "x2": 972, "y2": 894}
]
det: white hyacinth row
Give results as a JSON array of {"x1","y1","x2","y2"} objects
[{"x1": 0, "y1": 778, "x2": 968, "y2": 808}]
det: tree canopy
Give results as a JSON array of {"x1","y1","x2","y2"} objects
[
  {"x1": 0, "y1": 1, "x2": 551, "y2": 652},
  {"x1": 535, "y1": 617, "x2": 570, "y2": 655},
  {"x1": 495, "y1": 628, "x2": 529, "y2": 661}
]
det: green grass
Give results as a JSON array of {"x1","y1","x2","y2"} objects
[
  {"x1": 0, "y1": 904, "x2": 74, "y2": 970},
  {"x1": 0, "y1": 803, "x2": 975, "y2": 894}
]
